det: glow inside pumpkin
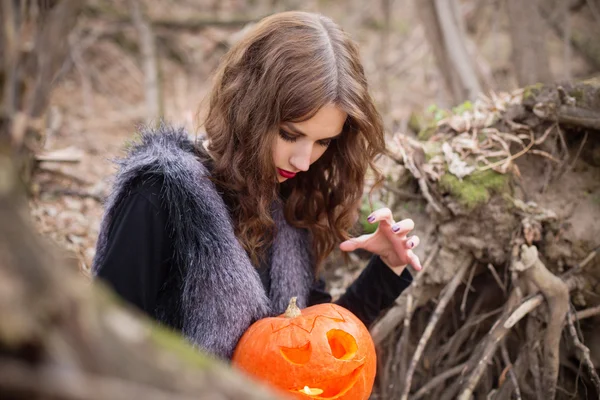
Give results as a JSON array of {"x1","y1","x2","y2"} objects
[{"x1": 232, "y1": 297, "x2": 377, "y2": 400}]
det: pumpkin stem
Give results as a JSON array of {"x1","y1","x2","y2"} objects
[{"x1": 284, "y1": 297, "x2": 301, "y2": 318}]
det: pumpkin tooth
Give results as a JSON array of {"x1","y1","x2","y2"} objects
[{"x1": 300, "y1": 386, "x2": 324, "y2": 395}]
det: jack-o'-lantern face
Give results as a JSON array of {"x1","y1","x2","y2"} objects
[{"x1": 232, "y1": 299, "x2": 377, "y2": 400}]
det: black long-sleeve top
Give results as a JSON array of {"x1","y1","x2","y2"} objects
[{"x1": 96, "y1": 178, "x2": 413, "y2": 328}]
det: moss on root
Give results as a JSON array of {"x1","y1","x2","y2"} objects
[
  {"x1": 439, "y1": 170, "x2": 510, "y2": 210},
  {"x1": 522, "y1": 83, "x2": 545, "y2": 102}
]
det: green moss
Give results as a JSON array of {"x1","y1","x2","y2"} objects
[
  {"x1": 439, "y1": 170, "x2": 510, "y2": 210},
  {"x1": 571, "y1": 88, "x2": 585, "y2": 104},
  {"x1": 426, "y1": 104, "x2": 450, "y2": 122},
  {"x1": 422, "y1": 141, "x2": 442, "y2": 162},
  {"x1": 522, "y1": 83, "x2": 544, "y2": 102},
  {"x1": 408, "y1": 111, "x2": 423, "y2": 133},
  {"x1": 452, "y1": 100, "x2": 473, "y2": 115},
  {"x1": 417, "y1": 124, "x2": 437, "y2": 141}
]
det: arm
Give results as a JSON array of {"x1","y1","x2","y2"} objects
[{"x1": 94, "y1": 177, "x2": 173, "y2": 316}]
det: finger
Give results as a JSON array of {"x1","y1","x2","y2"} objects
[
  {"x1": 405, "y1": 235, "x2": 420, "y2": 250},
  {"x1": 408, "y1": 251, "x2": 423, "y2": 271},
  {"x1": 391, "y1": 218, "x2": 415, "y2": 236},
  {"x1": 367, "y1": 207, "x2": 395, "y2": 226},
  {"x1": 339, "y1": 233, "x2": 374, "y2": 252}
]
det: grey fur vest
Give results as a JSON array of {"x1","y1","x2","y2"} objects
[{"x1": 92, "y1": 124, "x2": 315, "y2": 359}]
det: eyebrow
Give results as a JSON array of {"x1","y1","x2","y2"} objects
[{"x1": 282, "y1": 123, "x2": 342, "y2": 140}]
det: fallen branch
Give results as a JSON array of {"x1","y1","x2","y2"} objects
[{"x1": 35, "y1": 146, "x2": 84, "y2": 163}]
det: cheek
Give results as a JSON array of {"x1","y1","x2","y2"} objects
[
  {"x1": 272, "y1": 137, "x2": 288, "y2": 164},
  {"x1": 310, "y1": 146, "x2": 328, "y2": 164}
]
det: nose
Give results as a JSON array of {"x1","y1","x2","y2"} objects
[{"x1": 289, "y1": 144, "x2": 312, "y2": 172}]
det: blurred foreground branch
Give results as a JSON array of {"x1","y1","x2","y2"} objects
[{"x1": 0, "y1": 2, "x2": 282, "y2": 399}]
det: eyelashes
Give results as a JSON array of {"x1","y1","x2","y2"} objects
[{"x1": 278, "y1": 129, "x2": 334, "y2": 147}]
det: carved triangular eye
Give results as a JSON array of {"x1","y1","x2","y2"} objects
[
  {"x1": 280, "y1": 341, "x2": 311, "y2": 364},
  {"x1": 327, "y1": 329, "x2": 357, "y2": 360}
]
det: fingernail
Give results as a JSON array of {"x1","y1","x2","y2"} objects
[
  {"x1": 408, "y1": 241, "x2": 415, "y2": 248},
  {"x1": 392, "y1": 224, "x2": 400, "y2": 232},
  {"x1": 367, "y1": 215, "x2": 375, "y2": 223}
]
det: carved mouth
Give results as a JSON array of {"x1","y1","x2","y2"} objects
[{"x1": 290, "y1": 364, "x2": 364, "y2": 399}]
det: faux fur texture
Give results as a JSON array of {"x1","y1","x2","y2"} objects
[{"x1": 92, "y1": 124, "x2": 314, "y2": 359}]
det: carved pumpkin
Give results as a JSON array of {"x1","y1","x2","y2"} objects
[{"x1": 232, "y1": 297, "x2": 376, "y2": 400}]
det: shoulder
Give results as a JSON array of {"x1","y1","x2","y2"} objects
[
  {"x1": 115, "y1": 123, "x2": 210, "y2": 182},
  {"x1": 107, "y1": 123, "x2": 233, "y2": 232}
]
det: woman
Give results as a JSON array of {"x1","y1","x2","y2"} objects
[{"x1": 93, "y1": 11, "x2": 422, "y2": 360}]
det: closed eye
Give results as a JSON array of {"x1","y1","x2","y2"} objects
[
  {"x1": 279, "y1": 129, "x2": 335, "y2": 147},
  {"x1": 317, "y1": 138, "x2": 334, "y2": 147},
  {"x1": 278, "y1": 129, "x2": 298, "y2": 143}
]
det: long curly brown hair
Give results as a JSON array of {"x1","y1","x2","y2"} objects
[{"x1": 202, "y1": 11, "x2": 385, "y2": 270}]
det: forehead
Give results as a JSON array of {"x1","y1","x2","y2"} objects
[{"x1": 286, "y1": 103, "x2": 347, "y2": 139}]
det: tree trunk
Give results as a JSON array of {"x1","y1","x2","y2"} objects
[
  {"x1": 416, "y1": 0, "x2": 482, "y2": 105},
  {"x1": 0, "y1": 0, "x2": 80, "y2": 187},
  {"x1": 506, "y1": 0, "x2": 553, "y2": 86}
]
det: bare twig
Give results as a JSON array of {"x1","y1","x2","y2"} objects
[
  {"x1": 568, "y1": 131, "x2": 588, "y2": 171},
  {"x1": 461, "y1": 263, "x2": 477, "y2": 319},
  {"x1": 566, "y1": 309, "x2": 600, "y2": 394},
  {"x1": 500, "y1": 342, "x2": 522, "y2": 400},
  {"x1": 392, "y1": 243, "x2": 441, "y2": 387},
  {"x1": 487, "y1": 263, "x2": 507, "y2": 295},
  {"x1": 413, "y1": 363, "x2": 466, "y2": 400},
  {"x1": 575, "y1": 305, "x2": 600, "y2": 321},
  {"x1": 35, "y1": 147, "x2": 83, "y2": 163},
  {"x1": 400, "y1": 261, "x2": 472, "y2": 400},
  {"x1": 371, "y1": 244, "x2": 441, "y2": 344}
]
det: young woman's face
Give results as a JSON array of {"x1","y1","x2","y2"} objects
[{"x1": 273, "y1": 103, "x2": 347, "y2": 182}]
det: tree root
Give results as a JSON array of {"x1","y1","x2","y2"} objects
[
  {"x1": 399, "y1": 260, "x2": 472, "y2": 400},
  {"x1": 513, "y1": 244, "x2": 570, "y2": 400},
  {"x1": 445, "y1": 245, "x2": 572, "y2": 400},
  {"x1": 566, "y1": 308, "x2": 600, "y2": 395}
]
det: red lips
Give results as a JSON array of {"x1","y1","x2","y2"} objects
[{"x1": 277, "y1": 168, "x2": 297, "y2": 179}]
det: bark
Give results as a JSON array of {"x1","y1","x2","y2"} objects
[
  {"x1": 506, "y1": 0, "x2": 553, "y2": 86},
  {"x1": 416, "y1": 0, "x2": 483, "y2": 105},
  {"x1": 0, "y1": 0, "x2": 81, "y2": 185},
  {"x1": 433, "y1": 0, "x2": 482, "y2": 101},
  {"x1": 129, "y1": 0, "x2": 163, "y2": 125},
  {"x1": 540, "y1": 2, "x2": 600, "y2": 72}
]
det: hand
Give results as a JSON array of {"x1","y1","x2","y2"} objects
[{"x1": 339, "y1": 208, "x2": 422, "y2": 274}]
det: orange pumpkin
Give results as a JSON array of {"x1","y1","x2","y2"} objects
[{"x1": 232, "y1": 297, "x2": 376, "y2": 400}]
